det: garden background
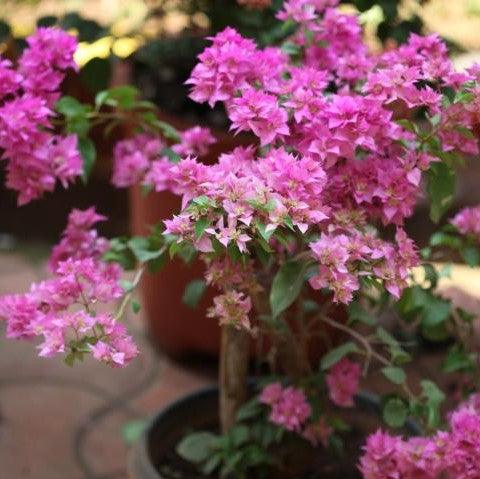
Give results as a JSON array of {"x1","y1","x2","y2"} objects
[{"x1": 2, "y1": 1, "x2": 480, "y2": 478}]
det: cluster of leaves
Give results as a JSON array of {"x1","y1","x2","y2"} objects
[
  {"x1": 350, "y1": 0, "x2": 427, "y2": 45},
  {"x1": 55, "y1": 85, "x2": 180, "y2": 181},
  {"x1": 176, "y1": 398, "x2": 281, "y2": 478}
]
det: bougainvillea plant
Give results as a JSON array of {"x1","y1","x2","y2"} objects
[{"x1": 2, "y1": 1, "x2": 480, "y2": 477}]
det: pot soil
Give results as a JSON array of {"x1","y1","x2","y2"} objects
[{"x1": 129, "y1": 386, "x2": 419, "y2": 479}]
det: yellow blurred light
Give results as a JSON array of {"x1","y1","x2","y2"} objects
[
  {"x1": 74, "y1": 36, "x2": 114, "y2": 67},
  {"x1": 163, "y1": 11, "x2": 189, "y2": 35},
  {"x1": 359, "y1": 5, "x2": 384, "y2": 25},
  {"x1": 192, "y1": 12, "x2": 210, "y2": 30},
  {"x1": 10, "y1": 21, "x2": 34, "y2": 39},
  {"x1": 112, "y1": 36, "x2": 142, "y2": 58}
]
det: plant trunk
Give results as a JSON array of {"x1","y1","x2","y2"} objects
[
  {"x1": 219, "y1": 325, "x2": 250, "y2": 433},
  {"x1": 275, "y1": 332, "x2": 310, "y2": 380}
]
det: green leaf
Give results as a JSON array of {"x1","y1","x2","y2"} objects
[
  {"x1": 461, "y1": 245, "x2": 480, "y2": 267},
  {"x1": 64, "y1": 352, "x2": 75, "y2": 367},
  {"x1": 396, "y1": 286, "x2": 429, "y2": 318},
  {"x1": 376, "y1": 327, "x2": 398, "y2": 347},
  {"x1": 78, "y1": 137, "x2": 96, "y2": 182},
  {"x1": 154, "y1": 120, "x2": 181, "y2": 141},
  {"x1": 320, "y1": 341, "x2": 360, "y2": 370},
  {"x1": 103, "y1": 238, "x2": 136, "y2": 270},
  {"x1": 381, "y1": 366, "x2": 406, "y2": 385},
  {"x1": 256, "y1": 221, "x2": 275, "y2": 242},
  {"x1": 269, "y1": 260, "x2": 306, "y2": 318},
  {"x1": 376, "y1": 327, "x2": 411, "y2": 364},
  {"x1": 201, "y1": 453, "x2": 222, "y2": 475},
  {"x1": 383, "y1": 397, "x2": 408, "y2": 428},
  {"x1": 95, "y1": 85, "x2": 139, "y2": 109},
  {"x1": 281, "y1": 41, "x2": 301, "y2": 56},
  {"x1": 236, "y1": 398, "x2": 262, "y2": 422},
  {"x1": 421, "y1": 296, "x2": 451, "y2": 327},
  {"x1": 182, "y1": 279, "x2": 207, "y2": 309},
  {"x1": 122, "y1": 419, "x2": 147, "y2": 445},
  {"x1": 348, "y1": 301, "x2": 376, "y2": 326},
  {"x1": 194, "y1": 217, "x2": 211, "y2": 239},
  {"x1": 56, "y1": 96, "x2": 89, "y2": 117},
  {"x1": 160, "y1": 146, "x2": 181, "y2": 164},
  {"x1": 229, "y1": 424, "x2": 250, "y2": 447},
  {"x1": 131, "y1": 300, "x2": 141, "y2": 314},
  {"x1": 176, "y1": 431, "x2": 218, "y2": 463},
  {"x1": 429, "y1": 232, "x2": 462, "y2": 249},
  {"x1": 397, "y1": 119, "x2": 417, "y2": 133},
  {"x1": 421, "y1": 322, "x2": 450, "y2": 343},
  {"x1": 443, "y1": 346, "x2": 475, "y2": 373},
  {"x1": 420, "y1": 380, "x2": 445, "y2": 428},
  {"x1": 128, "y1": 237, "x2": 164, "y2": 263},
  {"x1": 427, "y1": 162, "x2": 455, "y2": 223}
]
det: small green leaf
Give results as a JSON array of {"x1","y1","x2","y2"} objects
[
  {"x1": 194, "y1": 217, "x2": 210, "y2": 239},
  {"x1": 376, "y1": 327, "x2": 398, "y2": 347},
  {"x1": 182, "y1": 279, "x2": 207, "y2": 309},
  {"x1": 78, "y1": 137, "x2": 96, "y2": 182},
  {"x1": 64, "y1": 352, "x2": 76, "y2": 367},
  {"x1": 321, "y1": 341, "x2": 360, "y2": 370},
  {"x1": 176, "y1": 431, "x2": 217, "y2": 463},
  {"x1": 270, "y1": 260, "x2": 306, "y2": 318},
  {"x1": 281, "y1": 41, "x2": 301, "y2": 56},
  {"x1": 95, "y1": 85, "x2": 139, "y2": 109},
  {"x1": 154, "y1": 120, "x2": 181, "y2": 141},
  {"x1": 383, "y1": 397, "x2": 408, "y2": 428},
  {"x1": 443, "y1": 346, "x2": 475, "y2": 373},
  {"x1": 201, "y1": 453, "x2": 222, "y2": 475},
  {"x1": 128, "y1": 237, "x2": 164, "y2": 263},
  {"x1": 429, "y1": 232, "x2": 462, "y2": 249},
  {"x1": 427, "y1": 162, "x2": 455, "y2": 223},
  {"x1": 122, "y1": 419, "x2": 147, "y2": 445},
  {"x1": 236, "y1": 398, "x2": 262, "y2": 422},
  {"x1": 422, "y1": 296, "x2": 451, "y2": 327},
  {"x1": 160, "y1": 146, "x2": 181, "y2": 163},
  {"x1": 56, "y1": 96, "x2": 89, "y2": 117},
  {"x1": 381, "y1": 366, "x2": 406, "y2": 385},
  {"x1": 461, "y1": 245, "x2": 480, "y2": 267},
  {"x1": 420, "y1": 380, "x2": 445, "y2": 428},
  {"x1": 229, "y1": 424, "x2": 250, "y2": 447},
  {"x1": 131, "y1": 300, "x2": 141, "y2": 314},
  {"x1": 348, "y1": 301, "x2": 376, "y2": 326}
]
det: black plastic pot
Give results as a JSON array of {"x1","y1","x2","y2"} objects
[
  {"x1": 129, "y1": 386, "x2": 420, "y2": 479},
  {"x1": 129, "y1": 386, "x2": 219, "y2": 479}
]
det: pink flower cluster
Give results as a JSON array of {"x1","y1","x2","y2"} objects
[
  {"x1": 325, "y1": 358, "x2": 361, "y2": 407},
  {"x1": 48, "y1": 207, "x2": 109, "y2": 271},
  {"x1": 360, "y1": 404, "x2": 480, "y2": 479},
  {"x1": 186, "y1": 27, "x2": 286, "y2": 107},
  {"x1": 451, "y1": 205, "x2": 480, "y2": 239},
  {"x1": 111, "y1": 127, "x2": 216, "y2": 190},
  {"x1": 308, "y1": 228, "x2": 418, "y2": 303},
  {"x1": 0, "y1": 28, "x2": 82, "y2": 204},
  {"x1": 259, "y1": 383, "x2": 312, "y2": 432},
  {"x1": 207, "y1": 290, "x2": 252, "y2": 331},
  {"x1": 0, "y1": 208, "x2": 138, "y2": 367},
  {"x1": 160, "y1": 16, "x2": 480, "y2": 303}
]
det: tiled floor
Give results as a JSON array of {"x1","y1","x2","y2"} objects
[
  {"x1": 0, "y1": 250, "x2": 215, "y2": 479},
  {"x1": 1, "y1": 248, "x2": 480, "y2": 479}
]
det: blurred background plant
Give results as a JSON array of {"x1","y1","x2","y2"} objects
[{"x1": 1, "y1": 0, "x2": 474, "y2": 128}]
